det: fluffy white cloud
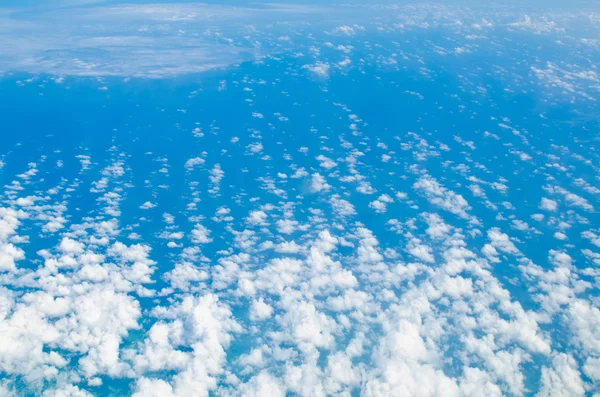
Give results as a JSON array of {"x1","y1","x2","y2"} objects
[
  {"x1": 537, "y1": 354, "x2": 586, "y2": 397},
  {"x1": 304, "y1": 62, "x2": 330, "y2": 78},
  {"x1": 133, "y1": 294, "x2": 241, "y2": 397},
  {"x1": 309, "y1": 173, "x2": 331, "y2": 193},
  {"x1": 413, "y1": 176, "x2": 471, "y2": 219},
  {"x1": 539, "y1": 197, "x2": 558, "y2": 211},
  {"x1": 239, "y1": 371, "x2": 285, "y2": 397}
]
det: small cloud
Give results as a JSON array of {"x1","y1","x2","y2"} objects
[
  {"x1": 304, "y1": 62, "x2": 330, "y2": 78},
  {"x1": 140, "y1": 201, "x2": 156, "y2": 210}
]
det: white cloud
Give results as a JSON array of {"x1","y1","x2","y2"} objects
[
  {"x1": 280, "y1": 301, "x2": 337, "y2": 351},
  {"x1": 333, "y1": 25, "x2": 356, "y2": 36},
  {"x1": 407, "y1": 240, "x2": 435, "y2": 263},
  {"x1": 413, "y1": 175, "x2": 471, "y2": 219},
  {"x1": 246, "y1": 211, "x2": 268, "y2": 226},
  {"x1": 184, "y1": 157, "x2": 205, "y2": 170},
  {"x1": 316, "y1": 155, "x2": 337, "y2": 169},
  {"x1": 191, "y1": 224, "x2": 213, "y2": 244},
  {"x1": 239, "y1": 371, "x2": 285, "y2": 397},
  {"x1": 2, "y1": 5, "x2": 600, "y2": 395},
  {"x1": 134, "y1": 294, "x2": 241, "y2": 397},
  {"x1": 330, "y1": 196, "x2": 356, "y2": 217},
  {"x1": 140, "y1": 201, "x2": 156, "y2": 210},
  {"x1": 369, "y1": 194, "x2": 394, "y2": 213},
  {"x1": 309, "y1": 173, "x2": 331, "y2": 193},
  {"x1": 364, "y1": 319, "x2": 461, "y2": 397},
  {"x1": 304, "y1": 62, "x2": 330, "y2": 78},
  {"x1": 537, "y1": 354, "x2": 586, "y2": 397},
  {"x1": 250, "y1": 298, "x2": 273, "y2": 321},
  {"x1": 539, "y1": 197, "x2": 558, "y2": 211}
]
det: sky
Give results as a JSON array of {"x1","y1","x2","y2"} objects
[{"x1": 1, "y1": 1, "x2": 600, "y2": 397}]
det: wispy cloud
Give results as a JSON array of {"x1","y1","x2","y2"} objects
[{"x1": 0, "y1": 2, "x2": 327, "y2": 78}]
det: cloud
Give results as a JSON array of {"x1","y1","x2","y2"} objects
[
  {"x1": 133, "y1": 294, "x2": 241, "y2": 397},
  {"x1": 309, "y1": 173, "x2": 331, "y2": 193},
  {"x1": 332, "y1": 25, "x2": 357, "y2": 36},
  {"x1": 330, "y1": 195, "x2": 356, "y2": 217},
  {"x1": 413, "y1": 175, "x2": 471, "y2": 219},
  {"x1": 2, "y1": 3, "x2": 600, "y2": 395},
  {"x1": 0, "y1": 3, "x2": 329, "y2": 78},
  {"x1": 537, "y1": 354, "x2": 586, "y2": 397},
  {"x1": 1, "y1": 36, "x2": 250, "y2": 78},
  {"x1": 303, "y1": 62, "x2": 330, "y2": 78},
  {"x1": 139, "y1": 201, "x2": 156, "y2": 210},
  {"x1": 539, "y1": 197, "x2": 558, "y2": 211},
  {"x1": 239, "y1": 371, "x2": 285, "y2": 397},
  {"x1": 249, "y1": 298, "x2": 273, "y2": 321}
]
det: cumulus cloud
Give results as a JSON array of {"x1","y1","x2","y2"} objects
[
  {"x1": 2, "y1": 4, "x2": 600, "y2": 396},
  {"x1": 303, "y1": 62, "x2": 330, "y2": 78},
  {"x1": 309, "y1": 173, "x2": 331, "y2": 193},
  {"x1": 413, "y1": 175, "x2": 471, "y2": 219}
]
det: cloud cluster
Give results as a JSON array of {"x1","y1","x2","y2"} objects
[{"x1": 1, "y1": 2, "x2": 600, "y2": 396}]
